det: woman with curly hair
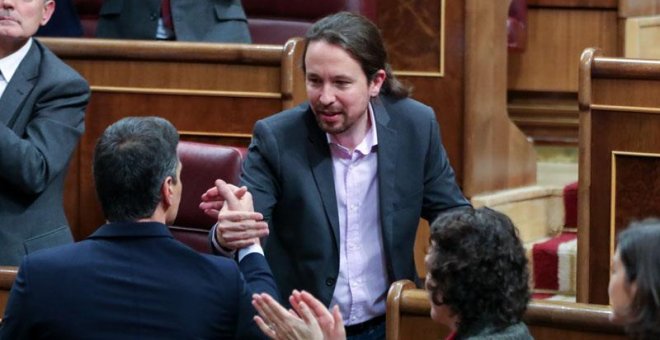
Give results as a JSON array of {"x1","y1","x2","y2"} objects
[
  {"x1": 609, "y1": 218, "x2": 660, "y2": 339},
  {"x1": 251, "y1": 206, "x2": 531, "y2": 339},
  {"x1": 425, "y1": 207, "x2": 532, "y2": 339}
]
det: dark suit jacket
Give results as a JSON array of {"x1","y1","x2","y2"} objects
[
  {"x1": 96, "y1": 0, "x2": 252, "y2": 43},
  {"x1": 240, "y1": 95, "x2": 470, "y2": 306},
  {"x1": 0, "y1": 39, "x2": 89, "y2": 266},
  {"x1": 36, "y1": 0, "x2": 84, "y2": 37},
  {"x1": 0, "y1": 222, "x2": 278, "y2": 339}
]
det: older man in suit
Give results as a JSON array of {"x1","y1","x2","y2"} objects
[
  {"x1": 202, "y1": 12, "x2": 471, "y2": 339},
  {"x1": 96, "y1": 0, "x2": 251, "y2": 43},
  {"x1": 0, "y1": 117, "x2": 278, "y2": 338},
  {"x1": 0, "y1": 0, "x2": 89, "y2": 265}
]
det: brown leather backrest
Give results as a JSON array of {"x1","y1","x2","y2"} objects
[
  {"x1": 508, "y1": 0, "x2": 528, "y2": 52},
  {"x1": 169, "y1": 141, "x2": 244, "y2": 253},
  {"x1": 0, "y1": 266, "x2": 18, "y2": 324}
]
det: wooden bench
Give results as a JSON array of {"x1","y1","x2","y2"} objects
[
  {"x1": 40, "y1": 37, "x2": 306, "y2": 241},
  {"x1": 0, "y1": 266, "x2": 18, "y2": 323},
  {"x1": 40, "y1": 1, "x2": 538, "y2": 243},
  {"x1": 577, "y1": 49, "x2": 660, "y2": 304},
  {"x1": 386, "y1": 280, "x2": 627, "y2": 340}
]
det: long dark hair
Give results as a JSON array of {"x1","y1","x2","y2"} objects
[{"x1": 617, "y1": 218, "x2": 660, "y2": 339}]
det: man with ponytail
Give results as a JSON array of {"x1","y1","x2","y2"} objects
[{"x1": 202, "y1": 12, "x2": 469, "y2": 339}]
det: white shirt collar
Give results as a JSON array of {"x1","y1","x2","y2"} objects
[{"x1": 0, "y1": 38, "x2": 33, "y2": 82}]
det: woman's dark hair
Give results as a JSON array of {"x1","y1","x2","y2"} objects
[
  {"x1": 302, "y1": 11, "x2": 410, "y2": 99},
  {"x1": 616, "y1": 218, "x2": 660, "y2": 340},
  {"x1": 427, "y1": 207, "x2": 530, "y2": 336}
]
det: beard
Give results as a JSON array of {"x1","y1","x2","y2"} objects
[
  {"x1": 314, "y1": 112, "x2": 350, "y2": 135},
  {"x1": 312, "y1": 102, "x2": 369, "y2": 137}
]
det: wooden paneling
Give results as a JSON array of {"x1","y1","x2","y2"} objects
[
  {"x1": 463, "y1": 0, "x2": 537, "y2": 196},
  {"x1": 619, "y1": 0, "x2": 660, "y2": 17},
  {"x1": 385, "y1": 0, "x2": 537, "y2": 196},
  {"x1": 379, "y1": 0, "x2": 464, "y2": 185},
  {"x1": 380, "y1": 0, "x2": 443, "y2": 74},
  {"x1": 39, "y1": 38, "x2": 298, "y2": 240},
  {"x1": 76, "y1": 92, "x2": 282, "y2": 238},
  {"x1": 577, "y1": 49, "x2": 660, "y2": 304},
  {"x1": 383, "y1": 0, "x2": 533, "y2": 274},
  {"x1": 508, "y1": 92, "x2": 579, "y2": 144},
  {"x1": 624, "y1": 16, "x2": 660, "y2": 59},
  {"x1": 510, "y1": 1, "x2": 660, "y2": 146},
  {"x1": 382, "y1": 0, "x2": 537, "y2": 197},
  {"x1": 509, "y1": 8, "x2": 618, "y2": 93},
  {"x1": 44, "y1": 1, "x2": 537, "y2": 240},
  {"x1": 612, "y1": 153, "x2": 660, "y2": 237}
]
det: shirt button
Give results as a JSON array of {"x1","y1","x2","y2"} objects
[{"x1": 325, "y1": 278, "x2": 335, "y2": 286}]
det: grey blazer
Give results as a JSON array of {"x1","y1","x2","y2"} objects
[
  {"x1": 96, "y1": 0, "x2": 252, "y2": 43},
  {"x1": 0, "y1": 39, "x2": 89, "y2": 266},
  {"x1": 240, "y1": 95, "x2": 470, "y2": 306}
]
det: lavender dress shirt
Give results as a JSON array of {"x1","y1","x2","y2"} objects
[{"x1": 328, "y1": 107, "x2": 389, "y2": 325}]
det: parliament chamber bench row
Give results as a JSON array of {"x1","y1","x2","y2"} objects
[
  {"x1": 0, "y1": 269, "x2": 625, "y2": 339},
  {"x1": 64, "y1": 0, "x2": 528, "y2": 49},
  {"x1": 2, "y1": 49, "x2": 657, "y2": 332},
  {"x1": 38, "y1": 38, "x2": 660, "y2": 308}
]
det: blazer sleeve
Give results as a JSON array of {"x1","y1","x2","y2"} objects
[
  {"x1": 420, "y1": 111, "x2": 471, "y2": 222},
  {"x1": 209, "y1": 119, "x2": 282, "y2": 254},
  {"x1": 239, "y1": 119, "x2": 282, "y2": 233},
  {"x1": 0, "y1": 73, "x2": 88, "y2": 195},
  {"x1": 234, "y1": 253, "x2": 280, "y2": 339}
]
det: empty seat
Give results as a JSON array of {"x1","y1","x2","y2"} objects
[{"x1": 170, "y1": 141, "x2": 244, "y2": 253}]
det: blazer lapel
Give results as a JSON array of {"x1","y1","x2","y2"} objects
[
  {"x1": 0, "y1": 41, "x2": 40, "y2": 128},
  {"x1": 373, "y1": 97, "x2": 399, "y2": 251},
  {"x1": 304, "y1": 108, "x2": 341, "y2": 251}
]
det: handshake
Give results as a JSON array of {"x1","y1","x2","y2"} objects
[{"x1": 199, "y1": 179, "x2": 269, "y2": 250}]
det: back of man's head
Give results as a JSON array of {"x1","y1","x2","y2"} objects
[{"x1": 93, "y1": 116, "x2": 179, "y2": 222}]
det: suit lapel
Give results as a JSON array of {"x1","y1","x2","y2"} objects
[
  {"x1": 304, "y1": 108, "x2": 341, "y2": 251},
  {"x1": 373, "y1": 97, "x2": 398, "y2": 251},
  {"x1": 0, "y1": 40, "x2": 40, "y2": 128}
]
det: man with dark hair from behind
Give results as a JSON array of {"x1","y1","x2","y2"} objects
[{"x1": 0, "y1": 116, "x2": 278, "y2": 339}]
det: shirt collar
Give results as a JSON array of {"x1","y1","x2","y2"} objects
[
  {"x1": 325, "y1": 102, "x2": 379, "y2": 155},
  {"x1": 88, "y1": 221, "x2": 173, "y2": 239},
  {"x1": 0, "y1": 38, "x2": 32, "y2": 82}
]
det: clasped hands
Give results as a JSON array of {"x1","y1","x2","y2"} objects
[{"x1": 199, "y1": 179, "x2": 269, "y2": 250}]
